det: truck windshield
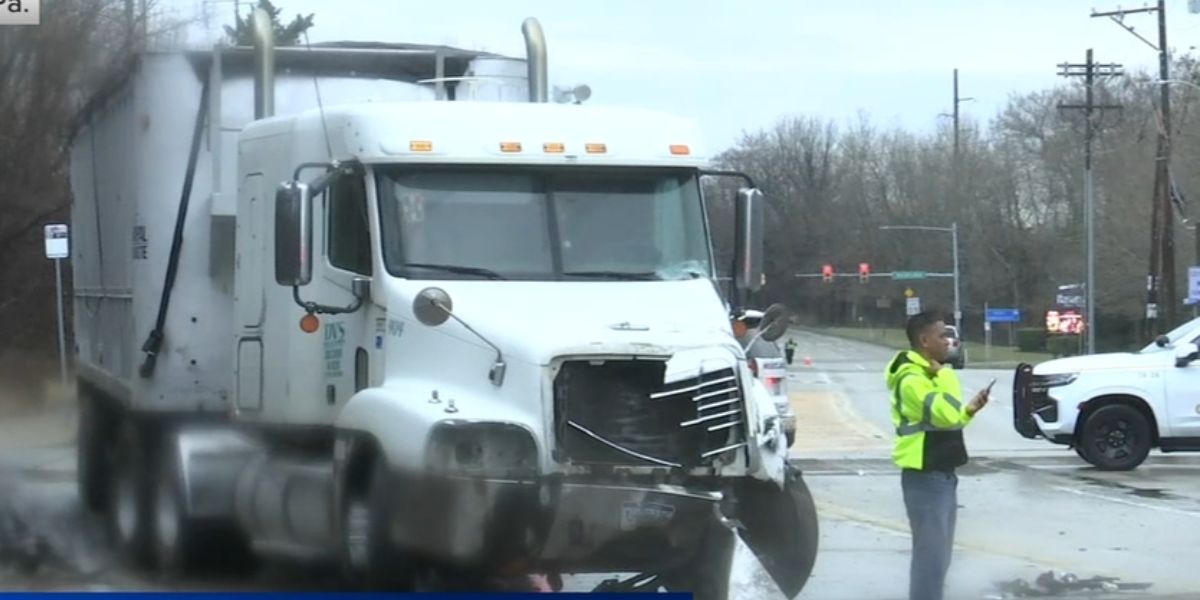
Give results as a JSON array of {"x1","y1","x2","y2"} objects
[{"x1": 376, "y1": 167, "x2": 712, "y2": 282}]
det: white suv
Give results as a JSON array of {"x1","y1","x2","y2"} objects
[
  {"x1": 745, "y1": 336, "x2": 795, "y2": 448},
  {"x1": 1013, "y1": 316, "x2": 1200, "y2": 470}
]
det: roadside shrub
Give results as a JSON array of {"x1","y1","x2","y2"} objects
[
  {"x1": 1047, "y1": 335, "x2": 1081, "y2": 357},
  {"x1": 1017, "y1": 328, "x2": 1046, "y2": 352}
]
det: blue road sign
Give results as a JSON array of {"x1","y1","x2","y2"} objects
[
  {"x1": 1188, "y1": 267, "x2": 1200, "y2": 302},
  {"x1": 986, "y1": 308, "x2": 1021, "y2": 323}
]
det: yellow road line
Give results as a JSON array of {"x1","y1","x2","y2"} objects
[{"x1": 790, "y1": 390, "x2": 891, "y2": 454}]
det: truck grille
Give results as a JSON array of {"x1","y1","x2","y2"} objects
[{"x1": 553, "y1": 360, "x2": 746, "y2": 468}]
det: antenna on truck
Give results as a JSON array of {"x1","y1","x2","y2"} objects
[{"x1": 303, "y1": 31, "x2": 335, "y2": 161}]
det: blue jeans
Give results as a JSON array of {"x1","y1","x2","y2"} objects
[{"x1": 902, "y1": 469, "x2": 958, "y2": 600}]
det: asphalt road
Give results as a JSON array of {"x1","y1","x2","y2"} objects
[
  {"x1": 786, "y1": 329, "x2": 1200, "y2": 599},
  {"x1": 1, "y1": 332, "x2": 1198, "y2": 598}
]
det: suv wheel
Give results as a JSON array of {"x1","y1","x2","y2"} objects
[{"x1": 1077, "y1": 404, "x2": 1152, "y2": 471}]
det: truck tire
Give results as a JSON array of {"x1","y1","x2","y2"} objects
[
  {"x1": 108, "y1": 416, "x2": 154, "y2": 566},
  {"x1": 1078, "y1": 404, "x2": 1152, "y2": 471},
  {"x1": 152, "y1": 435, "x2": 201, "y2": 575},
  {"x1": 342, "y1": 459, "x2": 417, "y2": 590},
  {"x1": 77, "y1": 387, "x2": 114, "y2": 512},
  {"x1": 660, "y1": 520, "x2": 736, "y2": 600}
]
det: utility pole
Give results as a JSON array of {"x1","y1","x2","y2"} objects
[
  {"x1": 1093, "y1": 0, "x2": 1175, "y2": 334},
  {"x1": 1057, "y1": 49, "x2": 1123, "y2": 355},
  {"x1": 948, "y1": 68, "x2": 974, "y2": 161},
  {"x1": 953, "y1": 68, "x2": 960, "y2": 159},
  {"x1": 951, "y1": 222, "x2": 961, "y2": 336},
  {"x1": 947, "y1": 71, "x2": 970, "y2": 343}
]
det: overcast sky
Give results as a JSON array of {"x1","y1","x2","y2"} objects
[{"x1": 167, "y1": 0, "x2": 1200, "y2": 151}]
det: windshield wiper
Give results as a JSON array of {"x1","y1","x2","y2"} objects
[
  {"x1": 403, "y1": 262, "x2": 507, "y2": 280},
  {"x1": 563, "y1": 270, "x2": 660, "y2": 281}
]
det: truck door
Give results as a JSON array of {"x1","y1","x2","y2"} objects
[
  {"x1": 321, "y1": 173, "x2": 378, "y2": 410},
  {"x1": 235, "y1": 173, "x2": 266, "y2": 413}
]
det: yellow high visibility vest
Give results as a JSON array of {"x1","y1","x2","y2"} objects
[{"x1": 884, "y1": 350, "x2": 974, "y2": 471}]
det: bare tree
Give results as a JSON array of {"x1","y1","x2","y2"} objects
[
  {"x1": 0, "y1": 0, "x2": 172, "y2": 397},
  {"x1": 713, "y1": 56, "x2": 1199, "y2": 349}
]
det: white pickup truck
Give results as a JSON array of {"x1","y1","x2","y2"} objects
[{"x1": 1013, "y1": 318, "x2": 1200, "y2": 470}]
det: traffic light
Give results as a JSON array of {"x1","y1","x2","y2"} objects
[
  {"x1": 859, "y1": 262, "x2": 871, "y2": 283},
  {"x1": 822, "y1": 264, "x2": 834, "y2": 282}
]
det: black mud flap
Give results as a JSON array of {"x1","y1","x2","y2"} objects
[
  {"x1": 729, "y1": 464, "x2": 818, "y2": 599},
  {"x1": 1012, "y1": 363, "x2": 1041, "y2": 439}
]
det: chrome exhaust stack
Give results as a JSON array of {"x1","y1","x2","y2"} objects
[{"x1": 521, "y1": 18, "x2": 548, "y2": 103}]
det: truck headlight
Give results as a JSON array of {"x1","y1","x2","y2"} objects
[
  {"x1": 426, "y1": 422, "x2": 538, "y2": 478},
  {"x1": 1031, "y1": 373, "x2": 1077, "y2": 389}
]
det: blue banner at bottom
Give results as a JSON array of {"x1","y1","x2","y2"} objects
[{"x1": 0, "y1": 595, "x2": 692, "y2": 599}]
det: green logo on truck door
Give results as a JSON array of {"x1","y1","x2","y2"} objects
[{"x1": 324, "y1": 321, "x2": 346, "y2": 378}]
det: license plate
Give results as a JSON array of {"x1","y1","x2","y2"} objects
[{"x1": 620, "y1": 501, "x2": 676, "y2": 531}]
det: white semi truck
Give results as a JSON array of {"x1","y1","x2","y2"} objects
[{"x1": 67, "y1": 12, "x2": 817, "y2": 597}]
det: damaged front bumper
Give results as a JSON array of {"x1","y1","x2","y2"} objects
[
  {"x1": 383, "y1": 472, "x2": 722, "y2": 574},
  {"x1": 380, "y1": 459, "x2": 819, "y2": 599}
]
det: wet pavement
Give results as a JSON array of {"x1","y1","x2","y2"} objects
[
  {"x1": 0, "y1": 330, "x2": 1197, "y2": 597},
  {"x1": 786, "y1": 329, "x2": 1200, "y2": 599}
]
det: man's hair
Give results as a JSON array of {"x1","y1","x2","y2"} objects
[{"x1": 905, "y1": 310, "x2": 946, "y2": 348}]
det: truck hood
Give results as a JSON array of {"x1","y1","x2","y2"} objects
[
  {"x1": 390, "y1": 278, "x2": 744, "y2": 365},
  {"x1": 1034, "y1": 349, "x2": 1168, "y2": 374}
]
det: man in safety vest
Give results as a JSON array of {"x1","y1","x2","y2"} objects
[{"x1": 885, "y1": 310, "x2": 990, "y2": 600}]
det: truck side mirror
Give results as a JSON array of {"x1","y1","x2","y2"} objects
[
  {"x1": 275, "y1": 181, "x2": 312, "y2": 286},
  {"x1": 757, "y1": 303, "x2": 791, "y2": 342},
  {"x1": 1175, "y1": 342, "x2": 1199, "y2": 367},
  {"x1": 734, "y1": 187, "x2": 765, "y2": 295}
]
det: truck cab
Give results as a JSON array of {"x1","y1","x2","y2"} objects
[{"x1": 1013, "y1": 317, "x2": 1200, "y2": 470}]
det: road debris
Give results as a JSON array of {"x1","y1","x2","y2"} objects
[{"x1": 988, "y1": 571, "x2": 1153, "y2": 598}]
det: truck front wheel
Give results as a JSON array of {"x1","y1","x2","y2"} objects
[
  {"x1": 660, "y1": 520, "x2": 736, "y2": 600},
  {"x1": 342, "y1": 459, "x2": 418, "y2": 590},
  {"x1": 1078, "y1": 404, "x2": 1152, "y2": 471}
]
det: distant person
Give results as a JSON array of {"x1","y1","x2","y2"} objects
[
  {"x1": 884, "y1": 310, "x2": 990, "y2": 600},
  {"x1": 784, "y1": 338, "x2": 798, "y2": 365}
]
